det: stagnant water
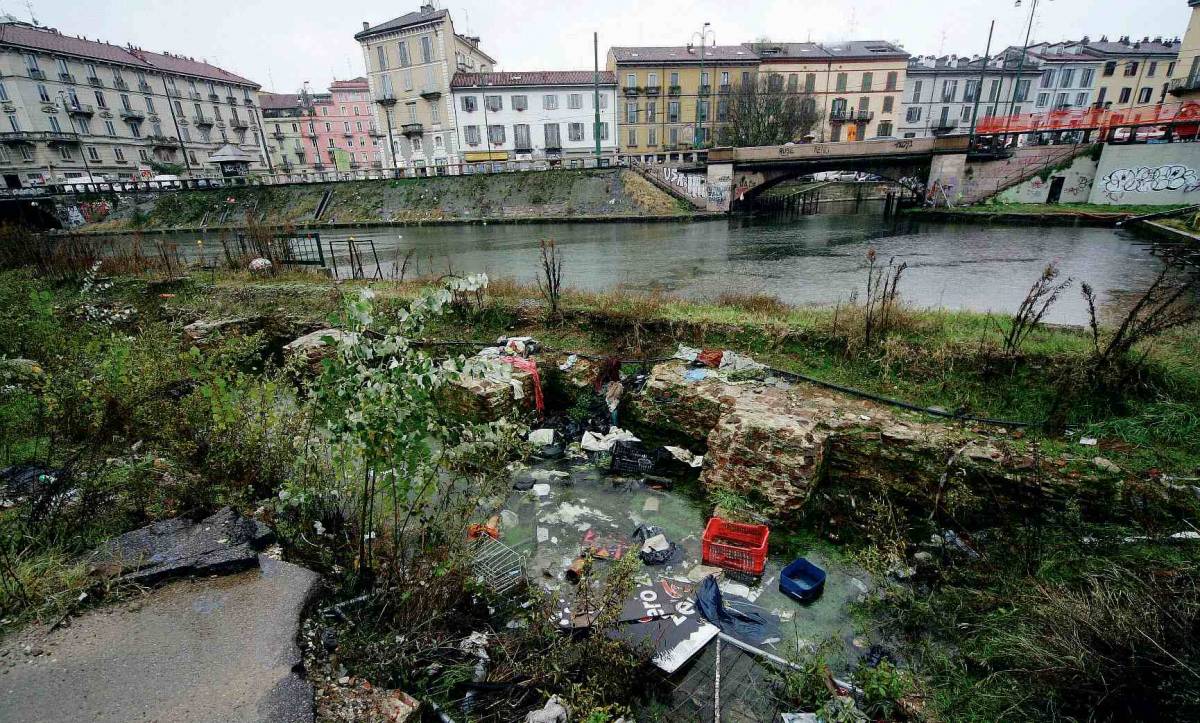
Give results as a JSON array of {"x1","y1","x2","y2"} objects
[{"x1": 136, "y1": 201, "x2": 1168, "y2": 325}]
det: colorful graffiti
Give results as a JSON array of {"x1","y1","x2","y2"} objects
[{"x1": 1101, "y1": 164, "x2": 1200, "y2": 201}]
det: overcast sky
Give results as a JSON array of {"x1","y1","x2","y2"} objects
[{"x1": 22, "y1": 0, "x2": 1193, "y2": 92}]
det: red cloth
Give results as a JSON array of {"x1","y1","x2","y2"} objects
[
  {"x1": 697, "y1": 349, "x2": 724, "y2": 368},
  {"x1": 500, "y1": 356, "x2": 544, "y2": 414}
]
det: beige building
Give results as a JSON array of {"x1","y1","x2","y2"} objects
[
  {"x1": 1084, "y1": 37, "x2": 1178, "y2": 110},
  {"x1": 356, "y1": 4, "x2": 495, "y2": 175},
  {"x1": 0, "y1": 17, "x2": 264, "y2": 188},
  {"x1": 259, "y1": 92, "x2": 312, "y2": 175},
  {"x1": 749, "y1": 41, "x2": 908, "y2": 141},
  {"x1": 607, "y1": 44, "x2": 760, "y2": 160},
  {"x1": 1171, "y1": 1, "x2": 1200, "y2": 100}
]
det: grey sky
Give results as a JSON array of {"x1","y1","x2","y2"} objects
[{"x1": 24, "y1": 0, "x2": 1192, "y2": 93}]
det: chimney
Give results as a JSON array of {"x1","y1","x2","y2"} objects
[{"x1": 362, "y1": 21, "x2": 369, "y2": 32}]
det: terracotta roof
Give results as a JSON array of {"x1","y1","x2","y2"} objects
[
  {"x1": 610, "y1": 45, "x2": 759, "y2": 64},
  {"x1": 329, "y1": 77, "x2": 368, "y2": 88},
  {"x1": 451, "y1": 70, "x2": 616, "y2": 88},
  {"x1": 355, "y1": 8, "x2": 448, "y2": 40},
  {"x1": 0, "y1": 22, "x2": 258, "y2": 87},
  {"x1": 258, "y1": 92, "x2": 301, "y2": 110}
]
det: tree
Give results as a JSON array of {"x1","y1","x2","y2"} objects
[{"x1": 717, "y1": 76, "x2": 823, "y2": 147}]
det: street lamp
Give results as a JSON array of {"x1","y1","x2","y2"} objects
[
  {"x1": 57, "y1": 90, "x2": 95, "y2": 182},
  {"x1": 376, "y1": 95, "x2": 399, "y2": 179},
  {"x1": 689, "y1": 22, "x2": 715, "y2": 149},
  {"x1": 1002, "y1": 0, "x2": 1052, "y2": 147}
]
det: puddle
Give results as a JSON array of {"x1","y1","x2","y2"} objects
[{"x1": 495, "y1": 451, "x2": 873, "y2": 668}]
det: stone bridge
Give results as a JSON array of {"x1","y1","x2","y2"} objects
[{"x1": 703, "y1": 136, "x2": 971, "y2": 212}]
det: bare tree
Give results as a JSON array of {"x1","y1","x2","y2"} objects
[
  {"x1": 538, "y1": 239, "x2": 564, "y2": 320},
  {"x1": 717, "y1": 76, "x2": 824, "y2": 147}
]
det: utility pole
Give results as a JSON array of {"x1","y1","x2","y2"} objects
[
  {"x1": 1002, "y1": 0, "x2": 1049, "y2": 147},
  {"x1": 160, "y1": 75, "x2": 193, "y2": 177},
  {"x1": 593, "y1": 31, "x2": 602, "y2": 165},
  {"x1": 690, "y1": 22, "x2": 713, "y2": 148},
  {"x1": 968, "y1": 20, "x2": 995, "y2": 146}
]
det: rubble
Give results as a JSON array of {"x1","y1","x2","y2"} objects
[{"x1": 284, "y1": 328, "x2": 351, "y2": 372}]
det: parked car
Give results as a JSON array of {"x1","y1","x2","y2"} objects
[{"x1": 150, "y1": 174, "x2": 183, "y2": 188}]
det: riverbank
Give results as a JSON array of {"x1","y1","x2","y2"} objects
[
  {"x1": 1, "y1": 264, "x2": 1198, "y2": 721},
  {"x1": 71, "y1": 168, "x2": 698, "y2": 234},
  {"x1": 906, "y1": 201, "x2": 1192, "y2": 227}
]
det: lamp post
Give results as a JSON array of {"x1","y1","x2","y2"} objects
[
  {"x1": 689, "y1": 22, "x2": 715, "y2": 149},
  {"x1": 58, "y1": 90, "x2": 94, "y2": 182},
  {"x1": 376, "y1": 96, "x2": 399, "y2": 179},
  {"x1": 1002, "y1": 0, "x2": 1051, "y2": 147}
]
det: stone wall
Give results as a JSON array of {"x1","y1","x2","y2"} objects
[
  {"x1": 959, "y1": 144, "x2": 1091, "y2": 204},
  {"x1": 995, "y1": 152, "x2": 1099, "y2": 204},
  {"x1": 1088, "y1": 142, "x2": 1200, "y2": 205}
]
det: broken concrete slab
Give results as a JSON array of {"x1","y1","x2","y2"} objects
[
  {"x1": 284, "y1": 328, "x2": 351, "y2": 373},
  {"x1": 0, "y1": 554, "x2": 319, "y2": 723},
  {"x1": 183, "y1": 317, "x2": 262, "y2": 344},
  {"x1": 90, "y1": 506, "x2": 273, "y2": 584}
]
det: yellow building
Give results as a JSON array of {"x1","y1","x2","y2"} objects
[
  {"x1": 1170, "y1": 1, "x2": 1200, "y2": 100},
  {"x1": 749, "y1": 41, "x2": 909, "y2": 141},
  {"x1": 607, "y1": 45, "x2": 759, "y2": 160},
  {"x1": 1083, "y1": 36, "x2": 1179, "y2": 110}
]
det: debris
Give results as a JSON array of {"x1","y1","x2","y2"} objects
[
  {"x1": 501, "y1": 356, "x2": 543, "y2": 413},
  {"x1": 536, "y1": 527, "x2": 549, "y2": 543},
  {"x1": 697, "y1": 349, "x2": 724, "y2": 368},
  {"x1": 565, "y1": 556, "x2": 589, "y2": 583},
  {"x1": 499, "y1": 509, "x2": 520, "y2": 530},
  {"x1": 673, "y1": 344, "x2": 701, "y2": 363},
  {"x1": 702, "y1": 518, "x2": 770, "y2": 576},
  {"x1": 558, "y1": 354, "x2": 578, "y2": 371},
  {"x1": 284, "y1": 328, "x2": 350, "y2": 372},
  {"x1": 683, "y1": 368, "x2": 709, "y2": 382},
  {"x1": 1079, "y1": 436, "x2": 1099, "y2": 446},
  {"x1": 532, "y1": 483, "x2": 551, "y2": 497},
  {"x1": 580, "y1": 427, "x2": 639, "y2": 452},
  {"x1": 524, "y1": 695, "x2": 569, "y2": 723},
  {"x1": 638, "y1": 533, "x2": 677, "y2": 566},
  {"x1": 467, "y1": 515, "x2": 501, "y2": 540},
  {"x1": 642, "y1": 497, "x2": 660, "y2": 513},
  {"x1": 686, "y1": 564, "x2": 725, "y2": 583},
  {"x1": 663, "y1": 445, "x2": 704, "y2": 468},
  {"x1": 696, "y1": 575, "x2": 780, "y2": 645},
  {"x1": 528, "y1": 428, "x2": 555, "y2": 446},
  {"x1": 1093, "y1": 456, "x2": 1121, "y2": 474},
  {"x1": 610, "y1": 439, "x2": 659, "y2": 473},
  {"x1": 779, "y1": 558, "x2": 827, "y2": 603}
]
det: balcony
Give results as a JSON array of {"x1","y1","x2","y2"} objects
[
  {"x1": 27, "y1": 68, "x2": 45, "y2": 80},
  {"x1": 514, "y1": 145, "x2": 533, "y2": 154},
  {"x1": 369, "y1": 128, "x2": 384, "y2": 137},
  {"x1": 188, "y1": 91, "x2": 202, "y2": 101},
  {"x1": 208, "y1": 93, "x2": 220, "y2": 102},
  {"x1": 931, "y1": 119, "x2": 959, "y2": 135},
  {"x1": 400, "y1": 122, "x2": 423, "y2": 136},
  {"x1": 544, "y1": 143, "x2": 562, "y2": 153},
  {"x1": 243, "y1": 98, "x2": 255, "y2": 107},
  {"x1": 193, "y1": 114, "x2": 214, "y2": 127},
  {"x1": 58, "y1": 72, "x2": 75, "y2": 84},
  {"x1": 87, "y1": 76, "x2": 103, "y2": 87},
  {"x1": 120, "y1": 109, "x2": 146, "y2": 122},
  {"x1": 719, "y1": 84, "x2": 732, "y2": 94},
  {"x1": 67, "y1": 103, "x2": 95, "y2": 117},
  {"x1": 698, "y1": 84, "x2": 711, "y2": 96},
  {"x1": 371, "y1": 160, "x2": 383, "y2": 168},
  {"x1": 349, "y1": 161, "x2": 362, "y2": 169},
  {"x1": 138, "y1": 81, "x2": 152, "y2": 93},
  {"x1": 645, "y1": 85, "x2": 661, "y2": 96},
  {"x1": 271, "y1": 130, "x2": 286, "y2": 140},
  {"x1": 113, "y1": 78, "x2": 128, "y2": 90},
  {"x1": 668, "y1": 85, "x2": 681, "y2": 96},
  {"x1": 419, "y1": 88, "x2": 442, "y2": 100},
  {"x1": 0, "y1": 131, "x2": 78, "y2": 145},
  {"x1": 146, "y1": 134, "x2": 179, "y2": 149},
  {"x1": 343, "y1": 129, "x2": 354, "y2": 137},
  {"x1": 1169, "y1": 76, "x2": 1200, "y2": 95},
  {"x1": 830, "y1": 109, "x2": 874, "y2": 123},
  {"x1": 230, "y1": 117, "x2": 249, "y2": 130},
  {"x1": 226, "y1": 95, "x2": 238, "y2": 105},
  {"x1": 623, "y1": 86, "x2": 640, "y2": 96},
  {"x1": 313, "y1": 162, "x2": 327, "y2": 171}
]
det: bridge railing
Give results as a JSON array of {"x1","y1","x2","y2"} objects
[
  {"x1": 709, "y1": 135, "x2": 968, "y2": 164},
  {"x1": 974, "y1": 100, "x2": 1200, "y2": 135}
]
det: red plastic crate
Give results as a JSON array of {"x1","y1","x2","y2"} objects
[{"x1": 702, "y1": 517, "x2": 769, "y2": 576}]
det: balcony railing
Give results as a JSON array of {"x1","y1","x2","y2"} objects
[
  {"x1": 0, "y1": 131, "x2": 78, "y2": 145},
  {"x1": 193, "y1": 114, "x2": 213, "y2": 126},
  {"x1": 371, "y1": 160, "x2": 383, "y2": 168},
  {"x1": 719, "y1": 84, "x2": 732, "y2": 94},
  {"x1": 113, "y1": 78, "x2": 128, "y2": 90},
  {"x1": 830, "y1": 109, "x2": 874, "y2": 122},
  {"x1": 87, "y1": 76, "x2": 103, "y2": 87},
  {"x1": 349, "y1": 161, "x2": 362, "y2": 169},
  {"x1": 1169, "y1": 76, "x2": 1200, "y2": 95},
  {"x1": 67, "y1": 103, "x2": 95, "y2": 116},
  {"x1": 645, "y1": 86, "x2": 661, "y2": 96},
  {"x1": 59, "y1": 73, "x2": 75, "y2": 83},
  {"x1": 27, "y1": 68, "x2": 45, "y2": 80},
  {"x1": 343, "y1": 130, "x2": 354, "y2": 137},
  {"x1": 230, "y1": 117, "x2": 249, "y2": 130},
  {"x1": 146, "y1": 134, "x2": 179, "y2": 148},
  {"x1": 369, "y1": 128, "x2": 384, "y2": 137},
  {"x1": 226, "y1": 95, "x2": 238, "y2": 105},
  {"x1": 208, "y1": 93, "x2": 220, "y2": 102},
  {"x1": 120, "y1": 109, "x2": 146, "y2": 122},
  {"x1": 668, "y1": 85, "x2": 681, "y2": 96},
  {"x1": 420, "y1": 89, "x2": 442, "y2": 100},
  {"x1": 271, "y1": 131, "x2": 286, "y2": 140},
  {"x1": 400, "y1": 122, "x2": 423, "y2": 136},
  {"x1": 188, "y1": 91, "x2": 202, "y2": 101},
  {"x1": 698, "y1": 84, "x2": 711, "y2": 96},
  {"x1": 514, "y1": 145, "x2": 533, "y2": 153},
  {"x1": 623, "y1": 86, "x2": 640, "y2": 96},
  {"x1": 138, "y1": 81, "x2": 152, "y2": 93},
  {"x1": 166, "y1": 88, "x2": 181, "y2": 98}
]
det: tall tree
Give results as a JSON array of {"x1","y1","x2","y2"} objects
[{"x1": 717, "y1": 76, "x2": 823, "y2": 147}]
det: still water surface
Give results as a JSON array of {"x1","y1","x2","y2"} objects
[{"x1": 163, "y1": 201, "x2": 1166, "y2": 325}]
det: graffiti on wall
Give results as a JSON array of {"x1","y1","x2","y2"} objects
[
  {"x1": 1101, "y1": 165, "x2": 1200, "y2": 201},
  {"x1": 658, "y1": 166, "x2": 707, "y2": 200}
]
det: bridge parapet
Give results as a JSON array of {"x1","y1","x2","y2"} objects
[{"x1": 711, "y1": 135, "x2": 969, "y2": 166}]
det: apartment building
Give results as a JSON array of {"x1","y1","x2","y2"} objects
[
  {"x1": 749, "y1": 41, "x2": 908, "y2": 141},
  {"x1": 449, "y1": 71, "x2": 617, "y2": 170},
  {"x1": 0, "y1": 18, "x2": 264, "y2": 188},
  {"x1": 1170, "y1": 0, "x2": 1200, "y2": 99},
  {"x1": 900, "y1": 53, "x2": 1040, "y2": 138},
  {"x1": 607, "y1": 44, "x2": 760, "y2": 160},
  {"x1": 260, "y1": 92, "x2": 311, "y2": 174},
  {"x1": 307, "y1": 78, "x2": 383, "y2": 172},
  {"x1": 356, "y1": 4, "x2": 495, "y2": 175},
  {"x1": 1086, "y1": 36, "x2": 1179, "y2": 110},
  {"x1": 1022, "y1": 41, "x2": 1102, "y2": 112}
]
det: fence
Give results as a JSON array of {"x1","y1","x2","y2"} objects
[{"x1": 974, "y1": 100, "x2": 1200, "y2": 136}]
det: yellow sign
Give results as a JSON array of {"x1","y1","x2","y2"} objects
[
  {"x1": 332, "y1": 148, "x2": 353, "y2": 172},
  {"x1": 464, "y1": 151, "x2": 508, "y2": 162}
]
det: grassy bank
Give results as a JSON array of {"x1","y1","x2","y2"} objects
[
  {"x1": 2, "y1": 254, "x2": 1199, "y2": 721},
  {"x1": 75, "y1": 168, "x2": 694, "y2": 233}
]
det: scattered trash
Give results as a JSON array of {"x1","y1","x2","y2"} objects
[
  {"x1": 603, "y1": 380, "x2": 624, "y2": 425},
  {"x1": 467, "y1": 515, "x2": 501, "y2": 540},
  {"x1": 536, "y1": 527, "x2": 549, "y2": 543},
  {"x1": 663, "y1": 446, "x2": 704, "y2": 469},
  {"x1": 565, "y1": 556, "x2": 589, "y2": 583},
  {"x1": 702, "y1": 518, "x2": 770, "y2": 576},
  {"x1": 696, "y1": 575, "x2": 780, "y2": 645},
  {"x1": 1093, "y1": 456, "x2": 1121, "y2": 474},
  {"x1": 697, "y1": 349, "x2": 724, "y2": 368},
  {"x1": 673, "y1": 344, "x2": 701, "y2": 363},
  {"x1": 610, "y1": 440, "x2": 659, "y2": 474},
  {"x1": 528, "y1": 428, "x2": 555, "y2": 446},
  {"x1": 523, "y1": 695, "x2": 569, "y2": 723},
  {"x1": 607, "y1": 579, "x2": 719, "y2": 672},
  {"x1": 580, "y1": 427, "x2": 639, "y2": 452},
  {"x1": 499, "y1": 336, "x2": 540, "y2": 357},
  {"x1": 781, "y1": 714, "x2": 819, "y2": 723},
  {"x1": 249, "y1": 257, "x2": 272, "y2": 273},
  {"x1": 780, "y1": 558, "x2": 827, "y2": 603},
  {"x1": 532, "y1": 483, "x2": 551, "y2": 497},
  {"x1": 1079, "y1": 436, "x2": 1099, "y2": 446},
  {"x1": 581, "y1": 529, "x2": 631, "y2": 560},
  {"x1": 686, "y1": 564, "x2": 725, "y2": 583},
  {"x1": 500, "y1": 356, "x2": 543, "y2": 413},
  {"x1": 558, "y1": 354, "x2": 578, "y2": 371},
  {"x1": 683, "y1": 368, "x2": 709, "y2": 383},
  {"x1": 642, "y1": 497, "x2": 660, "y2": 513}
]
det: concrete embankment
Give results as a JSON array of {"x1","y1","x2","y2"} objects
[{"x1": 74, "y1": 168, "x2": 706, "y2": 234}]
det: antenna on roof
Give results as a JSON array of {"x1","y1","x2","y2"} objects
[{"x1": 24, "y1": 0, "x2": 36, "y2": 25}]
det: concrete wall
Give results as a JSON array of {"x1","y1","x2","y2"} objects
[
  {"x1": 1089, "y1": 143, "x2": 1200, "y2": 205},
  {"x1": 995, "y1": 153, "x2": 1098, "y2": 204},
  {"x1": 706, "y1": 162, "x2": 733, "y2": 212},
  {"x1": 959, "y1": 144, "x2": 1090, "y2": 204},
  {"x1": 926, "y1": 153, "x2": 966, "y2": 206}
]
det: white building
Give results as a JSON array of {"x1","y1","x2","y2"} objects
[
  {"x1": 0, "y1": 17, "x2": 264, "y2": 188},
  {"x1": 1023, "y1": 42, "x2": 1102, "y2": 112},
  {"x1": 900, "y1": 52, "x2": 1041, "y2": 138},
  {"x1": 449, "y1": 70, "x2": 618, "y2": 170}
]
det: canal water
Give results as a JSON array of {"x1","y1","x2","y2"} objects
[{"x1": 149, "y1": 202, "x2": 1167, "y2": 325}]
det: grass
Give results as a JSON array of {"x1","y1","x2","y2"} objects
[{"x1": 939, "y1": 201, "x2": 1192, "y2": 216}]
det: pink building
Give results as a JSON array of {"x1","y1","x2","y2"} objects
[{"x1": 306, "y1": 77, "x2": 384, "y2": 172}]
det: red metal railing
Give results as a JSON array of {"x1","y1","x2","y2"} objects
[{"x1": 974, "y1": 101, "x2": 1200, "y2": 135}]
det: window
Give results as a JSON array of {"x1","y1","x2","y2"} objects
[
  {"x1": 599, "y1": 93, "x2": 608, "y2": 109},
  {"x1": 669, "y1": 127, "x2": 678, "y2": 146},
  {"x1": 696, "y1": 99, "x2": 709, "y2": 122},
  {"x1": 398, "y1": 41, "x2": 410, "y2": 67},
  {"x1": 627, "y1": 127, "x2": 637, "y2": 146},
  {"x1": 1103, "y1": 61, "x2": 1116, "y2": 76},
  {"x1": 964, "y1": 80, "x2": 978, "y2": 102},
  {"x1": 18, "y1": 145, "x2": 31, "y2": 161},
  {"x1": 1080, "y1": 68, "x2": 1094, "y2": 88},
  {"x1": 1137, "y1": 87, "x2": 1153, "y2": 104},
  {"x1": 670, "y1": 72, "x2": 679, "y2": 88},
  {"x1": 905, "y1": 106, "x2": 921, "y2": 122},
  {"x1": 129, "y1": 121, "x2": 142, "y2": 138},
  {"x1": 546, "y1": 123, "x2": 562, "y2": 147},
  {"x1": 145, "y1": 97, "x2": 155, "y2": 112},
  {"x1": 668, "y1": 100, "x2": 680, "y2": 123},
  {"x1": 0, "y1": 82, "x2": 7, "y2": 102},
  {"x1": 37, "y1": 84, "x2": 50, "y2": 102},
  {"x1": 1075, "y1": 92, "x2": 1087, "y2": 106},
  {"x1": 429, "y1": 101, "x2": 440, "y2": 123},
  {"x1": 805, "y1": 73, "x2": 816, "y2": 92},
  {"x1": 87, "y1": 146, "x2": 100, "y2": 162},
  {"x1": 626, "y1": 73, "x2": 636, "y2": 89},
  {"x1": 835, "y1": 72, "x2": 847, "y2": 91},
  {"x1": 646, "y1": 101, "x2": 656, "y2": 122},
  {"x1": 58, "y1": 145, "x2": 73, "y2": 161},
  {"x1": 1123, "y1": 62, "x2": 1139, "y2": 77},
  {"x1": 885, "y1": 71, "x2": 898, "y2": 91},
  {"x1": 105, "y1": 120, "x2": 115, "y2": 136},
  {"x1": 1147, "y1": 61, "x2": 1157, "y2": 77},
  {"x1": 420, "y1": 36, "x2": 433, "y2": 63},
  {"x1": 23, "y1": 54, "x2": 38, "y2": 73},
  {"x1": 542, "y1": 94, "x2": 558, "y2": 110},
  {"x1": 1040, "y1": 69, "x2": 1055, "y2": 88},
  {"x1": 343, "y1": 121, "x2": 351, "y2": 133},
  {"x1": 48, "y1": 116, "x2": 61, "y2": 132},
  {"x1": 960, "y1": 105, "x2": 972, "y2": 121},
  {"x1": 138, "y1": 149, "x2": 149, "y2": 162},
  {"x1": 462, "y1": 95, "x2": 477, "y2": 112},
  {"x1": 941, "y1": 79, "x2": 957, "y2": 102},
  {"x1": 1036, "y1": 92, "x2": 1050, "y2": 108},
  {"x1": 1168, "y1": 61, "x2": 1177, "y2": 77},
  {"x1": 910, "y1": 80, "x2": 922, "y2": 102},
  {"x1": 882, "y1": 96, "x2": 893, "y2": 113},
  {"x1": 1118, "y1": 87, "x2": 1131, "y2": 103},
  {"x1": 988, "y1": 79, "x2": 1000, "y2": 101},
  {"x1": 512, "y1": 94, "x2": 528, "y2": 111},
  {"x1": 1059, "y1": 69, "x2": 1074, "y2": 88},
  {"x1": 938, "y1": 106, "x2": 950, "y2": 127},
  {"x1": 626, "y1": 101, "x2": 637, "y2": 123},
  {"x1": 647, "y1": 73, "x2": 658, "y2": 89},
  {"x1": 1014, "y1": 79, "x2": 1030, "y2": 102},
  {"x1": 514, "y1": 123, "x2": 530, "y2": 150},
  {"x1": 486, "y1": 95, "x2": 502, "y2": 111},
  {"x1": 567, "y1": 122, "x2": 583, "y2": 142},
  {"x1": 180, "y1": 127, "x2": 190, "y2": 142},
  {"x1": 877, "y1": 121, "x2": 893, "y2": 136},
  {"x1": 648, "y1": 127, "x2": 657, "y2": 146},
  {"x1": 568, "y1": 93, "x2": 582, "y2": 109},
  {"x1": 487, "y1": 124, "x2": 504, "y2": 144},
  {"x1": 767, "y1": 74, "x2": 784, "y2": 92},
  {"x1": 861, "y1": 72, "x2": 873, "y2": 92},
  {"x1": 857, "y1": 96, "x2": 869, "y2": 113},
  {"x1": 596, "y1": 122, "x2": 608, "y2": 141},
  {"x1": 464, "y1": 125, "x2": 480, "y2": 145},
  {"x1": 376, "y1": 46, "x2": 388, "y2": 70},
  {"x1": 1055, "y1": 92, "x2": 1067, "y2": 107}
]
